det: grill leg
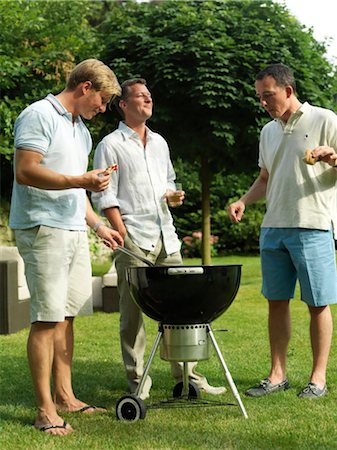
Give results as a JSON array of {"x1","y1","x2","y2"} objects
[
  {"x1": 135, "y1": 327, "x2": 163, "y2": 398},
  {"x1": 182, "y1": 361, "x2": 190, "y2": 397},
  {"x1": 207, "y1": 325, "x2": 248, "y2": 419}
]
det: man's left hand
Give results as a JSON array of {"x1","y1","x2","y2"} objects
[
  {"x1": 96, "y1": 225, "x2": 124, "y2": 250},
  {"x1": 311, "y1": 146, "x2": 337, "y2": 167}
]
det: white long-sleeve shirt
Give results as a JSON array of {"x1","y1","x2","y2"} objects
[{"x1": 92, "y1": 121, "x2": 181, "y2": 254}]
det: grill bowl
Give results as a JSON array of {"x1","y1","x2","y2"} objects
[{"x1": 126, "y1": 265, "x2": 241, "y2": 324}]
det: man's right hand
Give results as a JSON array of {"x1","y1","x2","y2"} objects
[
  {"x1": 15, "y1": 150, "x2": 113, "y2": 192},
  {"x1": 227, "y1": 200, "x2": 245, "y2": 223},
  {"x1": 80, "y1": 169, "x2": 111, "y2": 192}
]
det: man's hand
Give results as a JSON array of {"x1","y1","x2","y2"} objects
[
  {"x1": 311, "y1": 146, "x2": 337, "y2": 167},
  {"x1": 96, "y1": 225, "x2": 124, "y2": 250},
  {"x1": 227, "y1": 200, "x2": 246, "y2": 223},
  {"x1": 166, "y1": 189, "x2": 185, "y2": 207},
  {"x1": 80, "y1": 169, "x2": 112, "y2": 192},
  {"x1": 15, "y1": 150, "x2": 115, "y2": 191}
]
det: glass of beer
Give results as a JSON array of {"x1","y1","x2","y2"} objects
[{"x1": 168, "y1": 183, "x2": 183, "y2": 207}]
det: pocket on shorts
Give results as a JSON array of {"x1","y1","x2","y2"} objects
[{"x1": 15, "y1": 226, "x2": 41, "y2": 251}]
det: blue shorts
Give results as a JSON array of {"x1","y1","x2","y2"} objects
[{"x1": 260, "y1": 228, "x2": 337, "y2": 307}]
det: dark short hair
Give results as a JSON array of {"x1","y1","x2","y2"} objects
[
  {"x1": 114, "y1": 78, "x2": 147, "y2": 118},
  {"x1": 256, "y1": 63, "x2": 296, "y2": 93}
]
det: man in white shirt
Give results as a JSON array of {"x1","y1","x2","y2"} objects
[
  {"x1": 92, "y1": 78, "x2": 225, "y2": 399},
  {"x1": 227, "y1": 63, "x2": 337, "y2": 399}
]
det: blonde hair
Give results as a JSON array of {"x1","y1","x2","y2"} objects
[{"x1": 66, "y1": 59, "x2": 121, "y2": 97}]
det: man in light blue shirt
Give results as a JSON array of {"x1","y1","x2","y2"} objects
[
  {"x1": 10, "y1": 59, "x2": 123, "y2": 435},
  {"x1": 93, "y1": 78, "x2": 225, "y2": 399}
]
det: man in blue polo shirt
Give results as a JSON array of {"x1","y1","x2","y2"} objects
[{"x1": 10, "y1": 59, "x2": 123, "y2": 435}]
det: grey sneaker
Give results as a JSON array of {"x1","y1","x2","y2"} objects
[
  {"x1": 245, "y1": 378, "x2": 290, "y2": 397},
  {"x1": 298, "y1": 382, "x2": 327, "y2": 399}
]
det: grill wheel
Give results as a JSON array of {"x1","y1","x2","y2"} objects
[{"x1": 116, "y1": 395, "x2": 146, "y2": 421}]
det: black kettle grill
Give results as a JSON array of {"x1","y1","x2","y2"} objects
[{"x1": 116, "y1": 264, "x2": 248, "y2": 421}]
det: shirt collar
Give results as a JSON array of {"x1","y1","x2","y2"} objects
[
  {"x1": 299, "y1": 101, "x2": 310, "y2": 111},
  {"x1": 275, "y1": 102, "x2": 309, "y2": 133},
  {"x1": 45, "y1": 93, "x2": 80, "y2": 123},
  {"x1": 45, "y1": 93, "x2": 68, "y2": 115},
  {"x1": 118, "y1": 121, "x2": 153, "y2": 142}
]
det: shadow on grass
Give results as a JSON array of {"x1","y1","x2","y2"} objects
[{"x1": 0, "y1": 352, "x2": 187, "y2": 415}]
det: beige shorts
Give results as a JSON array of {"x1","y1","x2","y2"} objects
[{"x1": 15, "y1": 226, "x2": 93, "y2": 323}]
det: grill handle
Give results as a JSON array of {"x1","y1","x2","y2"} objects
[
  {"x1": 116, "y1": 246, "x2": 155, "y2": 267},
  {"x1": 167, "y1": 267, "x2": 204, "y2": 275}
]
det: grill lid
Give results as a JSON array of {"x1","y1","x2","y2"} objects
[{"x1": 126, "y1": 264, "x2": 241, "y2": 324}]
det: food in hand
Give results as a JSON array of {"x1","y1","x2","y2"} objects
[
  {"x1": 303, "y1": 149, "x2": 319, "y2": 165},
  {"x1": 104, "y1": 164, "x2": 118, "y2": 174}
]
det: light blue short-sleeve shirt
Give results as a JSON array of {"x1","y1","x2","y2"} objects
[{"x1": 9, "y1": 94, "x2": 92, "y2": 230}]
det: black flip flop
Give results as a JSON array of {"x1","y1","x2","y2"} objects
[
  {"x1": 39, "y1": 420, "x2": 69, "y2": 433},
  {"x1": 76, "y1": 405, "x2": 107, "y2": 413}
]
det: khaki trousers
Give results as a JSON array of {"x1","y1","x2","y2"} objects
[{"x1": 115, "y1": 235, "x2": 208, "y2": 391}]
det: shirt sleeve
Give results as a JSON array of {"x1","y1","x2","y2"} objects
[
  {"x1": 92, "y1": 139, "x2": 120, "y2": 213},
  {"x1": 14, "y1": 108, "x2": 52, "y2": 154},
  {"x1": 154, "y1": 135, "x2": 176, "y2": 191},
  {"x1": 325, "y1": 110, "x2": 337, "y2": 151},
  {"x1": 167, "y1": 156, "x2": 177, "y2": 191}
]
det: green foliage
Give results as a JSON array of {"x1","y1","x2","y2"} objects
[
  {"x1": 0, "y1": 199, "x2": 15, "y2": 245},
  {"x1": 182, "y1": 230, "x2": 219, "y2": 258},
  {"x1": 0, "y1": 0, "x2": 102, "y2": 159},
  {"x1": 2, "y1": 0, "x2": 337, "y2": 164},
  {"x1": 100, "y1": 0, "x2": 337, "y2": 173},
  {"x1": 172, "y1": 158, "x2": 264, "y2": 254},
  {"x1": 1, "y1": 0, "x2": 337, "y2": 254}
]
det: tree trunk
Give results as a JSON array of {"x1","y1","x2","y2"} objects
[{"x1": 200, "y1": 153, "x2": 211, "y2": 265}]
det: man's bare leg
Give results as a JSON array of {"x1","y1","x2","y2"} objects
[
  {"x1": 308, "y1": 305, "x2": 333, "y2": 389},
  {"x1": 53, "y1": 318, "x2": 105, "y2": 413},
  {"x1": 268, "y1": 300, "x2": 291, "y2": 384},
  {"x1": 27, "y1": 322, "x2": 73, "y2": 435}
]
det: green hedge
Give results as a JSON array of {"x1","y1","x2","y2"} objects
[{"x1": 172, "y1": 158, "x2": 264, "y2": 255}]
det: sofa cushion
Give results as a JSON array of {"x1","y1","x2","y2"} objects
[
  {"x1": 0, "y1": 246, "x2": 26, "y2": 288},
  {"x1": 102, "y1": 261, "x2": 118, "y2": 287}
]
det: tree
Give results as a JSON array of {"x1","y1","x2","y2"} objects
[
  {"x1": 99, "y1": 0, "x2": 337, "y2": 263},
  {"x1": 0, "y1": 0, "x2": 103, "y2": 197},
  {"x1": 1, "y1": 0, "x2": 336, "y2": 258}
]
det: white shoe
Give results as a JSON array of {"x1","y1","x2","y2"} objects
[
  {"x1": 129, "y1": 376, "x2": 152, "y2": 400},
  {"x1": 200, "y1": 384, "x2": 227, "y2": 395},
  {"x1": 192, "y1": 380, "x2": 227, "y2": 395},
  {"x1": 139, "y1": 376, "x2": 152, "y2": 400}
]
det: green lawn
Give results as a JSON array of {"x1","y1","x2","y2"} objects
[{"x1": 1, "y1": 255, "x2": 337, "y2": 449}]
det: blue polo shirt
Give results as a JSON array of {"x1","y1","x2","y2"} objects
[{"x1": 9, "y1": 94, "x2": 92, "y2": 230}]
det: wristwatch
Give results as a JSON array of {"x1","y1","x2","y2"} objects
[{"x1": 93, "y1": 221, "x2": 104, "y2": 232}]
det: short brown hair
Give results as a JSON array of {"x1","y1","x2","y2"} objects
[{"x1": 66, "y1": 59, "x2": 121, "y2": 97}]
